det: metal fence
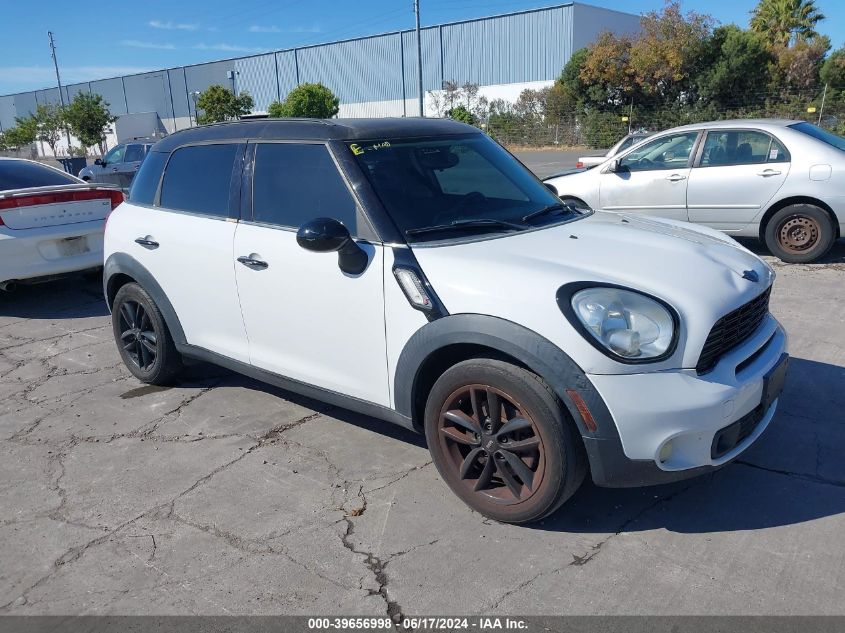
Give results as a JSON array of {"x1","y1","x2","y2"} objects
[{"x1": 485, "y1": 90, "x2": 845, "y2": 149}]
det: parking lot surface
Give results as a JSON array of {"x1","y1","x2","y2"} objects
[{"x1": 1, "y1": 154, "x2": 844, "y2": 616}]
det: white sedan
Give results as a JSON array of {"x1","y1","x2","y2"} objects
[
  {"x1": 0, "y1": 158, "x2": 123, "y2": 291},
  {"x1": 546, "y1": 119, "x2": 845, "y2": 263}
]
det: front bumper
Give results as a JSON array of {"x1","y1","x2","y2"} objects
[
  {"x1": 0, "y1": 221, "x2": 104, "y2": 284},
  {"x1": 582, "y1": 315, "x2": 787, "y2": 487}
]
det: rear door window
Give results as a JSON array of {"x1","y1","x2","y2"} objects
[
  {"x1": 251, "y1": 143, "x2": 358, "y2": 233},
  {"x1": 159, "y1": 143, "x2": 239, "y2": 217},
  {"x1": 699, "y1": 130, "x2": 787, "y2": 167},
  {"x1": 124, "y1": 144, "x2": 146, "y2": 163},
  {"x1": 0, "y1": 160, "x2": 77, "y2": 191}
]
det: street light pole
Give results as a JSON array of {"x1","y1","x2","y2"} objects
[
  {"x1": 48, "y1": 31, "x2": 73, "y2": 150},
  {"x1": 414, "y1": 0, "x2": 424, "y2": 117}
]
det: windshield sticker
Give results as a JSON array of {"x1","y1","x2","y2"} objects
[{"x1": 350, "y1": 141, "x2": 392, "y2": 155}]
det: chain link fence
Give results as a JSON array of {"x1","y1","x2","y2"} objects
[{"x1": 486, "y1": 88, "x2": 845, "y2": 149}]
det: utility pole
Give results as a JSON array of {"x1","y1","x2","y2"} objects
[
  {"x1": 48, "y1": 31, "x2": 72, "y2": 150},
  {"x1": 414, "y1": 0, "x2": 424, "y2": 117}
]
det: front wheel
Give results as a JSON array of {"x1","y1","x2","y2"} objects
[
  {"x1": 112, "y1": 282, "x2": 183, "y2": 385},
  {"x1": 764, "y1": 204, "x2": 836, "y2": 263},
  {"x1": 424, "y1": 359, "x2": 585, "y2": 524}
]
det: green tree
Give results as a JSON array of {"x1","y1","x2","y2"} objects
[
  {"x1": 195, "y1": 85, "x2": 254, "y2": 124},
  {"x1": 34, "y1": 103, "x2": 65, "y2": 155},
  {"x1": 446, "y1": 104, "x2": 476, "y2": 125},
  {"x1": 268, "y1": 83, "x2": 340, "y2": 119},
  {"x1": 750, "y1": 0, "x2": 824, "y2": 47},
  {"x1": 2, "y1": 114, "x2": 38, "y2": 150},
  {"x1": 628, "y1": 1, "x2": 715, "y2": 104},
  {"x1": 820, "y1": 47, "x2": 845, "y2": 88},
  {"x1": 63, "y1": 93, "x2": 115, "y2": 153},
  {"x1": 772, "y1": 35, "x2": 830, "y2": 90},
  {"x1": 699, "y1": 26, "x2": 773, "y2": 107}
]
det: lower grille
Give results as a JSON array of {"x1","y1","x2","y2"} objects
[
  {"x1": 697, "y1": 287, "x2": 771, "y2": 374},
  {"x1": 711, "y1": 405, "x2": 765, "y2": 459}
]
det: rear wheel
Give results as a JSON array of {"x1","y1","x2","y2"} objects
[
  {"x1": 424, "y1": 359, "x2": 584, "y2": 524},
  {"x1": 764, "y1": 204, "x2": 836, "y2": 263},
  {"x1": 112, "y1": 283, "x2": 182, "y2": 385}
]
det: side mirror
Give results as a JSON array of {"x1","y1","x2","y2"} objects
[
  {"x1": 94, "y1": 158, "x2": 103, "y2": 166},
  {"x1": 296, "y1": 217, "x2": 368, "y2": 275},
  {"x1": 544, "y1": 182, "x2": 558, "y2": 196},
  {"x1": 606, "y1": 159, "x2": 619, "y2": 173}
]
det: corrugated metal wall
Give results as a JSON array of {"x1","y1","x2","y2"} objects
[{"x1": 0, "y1": 3, "x2": 639, "y2": 131}]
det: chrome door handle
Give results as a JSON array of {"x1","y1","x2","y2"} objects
[
  {"x1": 758, "y1": 169, "x2": 782, "y2": 177},
  {"x1": 134, "y1": 237, "x2": 159, "y2": 249},
  {"x1": 237, "y1": 255, "x2": 269, "y2": 270},
  {"x1": 665, "y1": 174, "x2": 687, "y2": 182}
]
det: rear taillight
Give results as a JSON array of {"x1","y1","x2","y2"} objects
[
  {"x1": 0, "y1": 188, "x2": 124, "y2": 212},
  {"x1": 575, "y1": 161, "x2": 584, "y2": 168}
]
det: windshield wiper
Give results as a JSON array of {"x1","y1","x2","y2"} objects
[
  {"x1": 521, "y1": 202, "x2": 578, "y2": 223},
  {"x1": 406, "y1": 218, "x2": 528, "y2": 237}
]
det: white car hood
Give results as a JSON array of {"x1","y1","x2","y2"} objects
[{"x1": 411, "y1": 211, "x2": 774, "y2": 374}]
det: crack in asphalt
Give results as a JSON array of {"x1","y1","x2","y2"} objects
[
  {"x1": 735, "y1": 459, "x2": 845, "y2": 489},
  {"x1": 339, "y1": 485, "x2": 407, "y2": 627}
]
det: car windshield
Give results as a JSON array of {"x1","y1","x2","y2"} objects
[
  {"x1": 349, "y1": 134, "x2": 584, "y2": 243},
  {"x1": 0, "y1": 160, "x2": 77, "y2": 191},
  {"x1": 789, "y1": 121, "x2": 845, "y2": 152}
]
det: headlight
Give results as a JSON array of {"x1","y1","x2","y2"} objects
[{"x1": 569, "y1": 287, "x2": 676, "y2": 361}]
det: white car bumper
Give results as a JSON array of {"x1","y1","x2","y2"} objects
[
  {"x1": 588, "y1": 315, "x2": 787, "y2": 477},
  {"x1": 0, "y1": 220, "x2": 104, "y2": 284}
]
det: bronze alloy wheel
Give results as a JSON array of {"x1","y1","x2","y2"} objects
[
  {"x1": 436, "y1": 384, "x2": 546, "y2": 505},
  {"x1": 777, "y1": 214, "x2": 821, "y2": 255}
]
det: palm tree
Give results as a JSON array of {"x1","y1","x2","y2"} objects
[{"x1": 750, "y1": 0, "x2": 825, "y2": 47}]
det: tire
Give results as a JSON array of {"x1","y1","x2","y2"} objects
[
  {"x1": 424, "y1": 358, "x2": 585, "y2": 524},
  {"x1": 112, "y1": 282, "x2": 182, "y2": 385},
  {"x1": 764, "y1": 204, "x2": 836, "y2": 263}
]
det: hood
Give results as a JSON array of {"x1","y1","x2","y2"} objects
[{"x1": 411, "y1": 211, "x2": 774, "y2": 374}]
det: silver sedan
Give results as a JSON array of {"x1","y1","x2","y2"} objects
[{"x1": 545, "y1": 119, "x2": 845, "y2": 263}]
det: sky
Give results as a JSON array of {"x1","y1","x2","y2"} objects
[{"x1": 1, "y1": 0, "x2": 843, "y2": 95}]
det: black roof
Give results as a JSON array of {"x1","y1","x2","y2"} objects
[{"x1": 152, "y1": 117, "x2": 479, "y2": 152}]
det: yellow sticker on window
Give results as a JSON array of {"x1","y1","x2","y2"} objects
[{"x1": 350, "y1": 143, "x2": 364, "y2": 155}]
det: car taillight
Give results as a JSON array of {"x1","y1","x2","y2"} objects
[
  {"x1": 0, "y1": 188, "x2": 124, "y2": 212},
  {"x1": 575, "y1": 161, "x2": 584, "y2": 168}
]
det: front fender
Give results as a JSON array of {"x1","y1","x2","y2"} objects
[{"x1": 393, "y1": 313, "x2": 618, "y2": 441}]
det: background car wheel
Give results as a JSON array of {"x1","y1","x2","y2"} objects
[
  {"x1": 112, "y1": 282, "x2": 182, "y2": 385},
  {"x1": 764, "y1": 204, "x2": 836, "y2": 263},
  {"x1": 424, "y1": 358, "x2": 585, "y2": 524}
]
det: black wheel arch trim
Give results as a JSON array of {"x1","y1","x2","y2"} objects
[
  {"x1": 393, "y1": 313, "x2": 621, "y2": 443},
  {"x1": 103, "y1": 253, "x2": 187, "y2": 346}
]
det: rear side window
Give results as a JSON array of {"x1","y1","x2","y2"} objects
[
  {"x1": 0, "y1": 160, "x2": 77, "y2": 191},
  {"x1": 159, "y1": 144, "x2": 239, "y2": 217},
  {"x1": 128, "y1": 151, "x2": 167, "y2": 205},
  {"x1": 252, "y1": 143, "x2": 358, "y2": 233}
]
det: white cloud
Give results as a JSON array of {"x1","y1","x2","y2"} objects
[
  {"x1": 0, "y1": 66, "x2": 155, "y2": 93},
  {"x1": 121, "y1": 39, "x2": 176, "y2": 50},
  {"x1": 248, "y1": 25, "x2": 282, "y2": 33},
  {"x1": 193, "y1": 43, "x2": 266, "y2": 53},
  {"x1": 248, "y1": 24, "x2": 322, "y2": 34},
  {"x1": 149, "y1": 20, "x2": 199, "y2": 31}
]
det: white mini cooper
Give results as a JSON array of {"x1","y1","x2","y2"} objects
[{"x1": 104, "y1": 118, "x2": 788, "y2": 524}]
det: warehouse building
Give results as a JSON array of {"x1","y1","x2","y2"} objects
[{"x1": 0, "y1": 2, "x2": 639, "y2": 155}]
